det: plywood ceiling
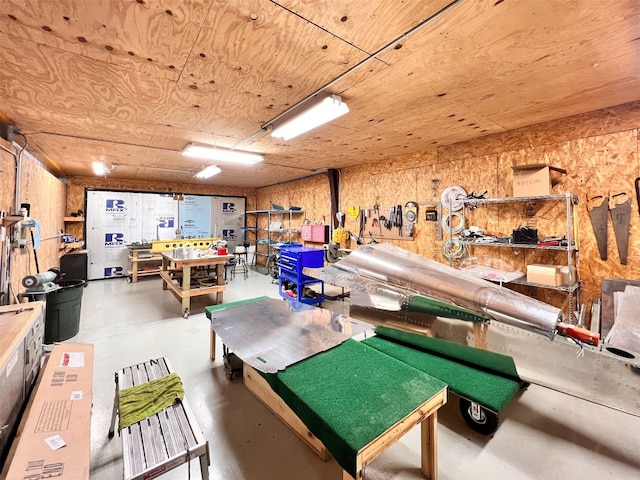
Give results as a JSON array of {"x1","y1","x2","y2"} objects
[{"x1": 1, "y1": 0, "x2": 638, "y2": 189}]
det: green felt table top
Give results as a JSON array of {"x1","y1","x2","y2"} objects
[
  {"x1": 204, "y1": 296, "x2": 270, "y2": 319},
  {"x1": 374, "y1": 326, "x2": 521, "y2": 379},
  {"x1": 263, "y1": 338, "x2": 446, "y2": 477},
  {"x1": 365, "y1": 327, "x2": 523, "y2": 413}
]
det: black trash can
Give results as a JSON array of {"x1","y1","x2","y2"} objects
[{"x1": 42, "y1": 279, "x2": 85, "y2": 344}]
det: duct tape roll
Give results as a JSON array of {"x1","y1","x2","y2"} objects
[{"x1": 441, "y1": 212, "x2": 465, "y2": 234}]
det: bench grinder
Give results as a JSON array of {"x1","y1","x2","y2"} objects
[{"x1": 22, "y1": 271, "x2": 60, "y2": 296}]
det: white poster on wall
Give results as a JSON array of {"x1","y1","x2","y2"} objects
[
  {"x1": 179, "y1": 195, "x2": 211, "y2": 238},
  {"x1": 214, "y1": 197, "x2": 245, "y2": 252},
  {"x1": 86, "y1": 190, "x2": 245, "y2": 280}
]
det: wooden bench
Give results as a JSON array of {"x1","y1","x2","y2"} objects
[{"x1": 108, "y1": 357, "x2": 210, "y2": 480}]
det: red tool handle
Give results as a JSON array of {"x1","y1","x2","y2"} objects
[{"x1": 557, "y1": 322, "x2": 600, "y2": 346}]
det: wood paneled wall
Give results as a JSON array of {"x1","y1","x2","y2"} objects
[
  {"x1": 1, "y1": 138, "x2": 66, "y2": 304},
  {"x1": 258, "y1": 102, "x2": 640, "y2": 322},
  {"x1": 256, "y1": 174, "x2": 329, "y2": 224}
]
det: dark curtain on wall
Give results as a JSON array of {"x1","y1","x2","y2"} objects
[{"x1": 327, "y1": 169, "x2": 340, "y2": 228}]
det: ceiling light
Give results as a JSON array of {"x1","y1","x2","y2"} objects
[
  {"x1": 271, "y1": 94, "x2": 349, "y2": 141},
  {"x1": 92, "y1": 161, "x2": 113, "y2": 176},
  {"x1": 182, "y1": 144, "x2": 264, "y2": 165},
  {"x1": 194, "y1": 165, "x2": 222, "y2": 179}
]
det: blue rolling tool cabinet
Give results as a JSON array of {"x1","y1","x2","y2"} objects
[{"x1": 278, "y1": 245, "x2": 325, "y2": 305}]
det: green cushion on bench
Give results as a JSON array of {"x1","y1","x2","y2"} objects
[
  {"x1": 263, "y1": 338, "x2": 446, "y2": 477},
  {"x1": 363, "y1": 328, "x2": 523, "y2": 413}
]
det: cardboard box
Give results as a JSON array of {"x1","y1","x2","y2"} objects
[
  {"x1": 526, "y1": 264, "x2": 565, "y2": 286},
  {"x1": 2, "y1": 343, "x2": 93, "y2": 480},
  {"x1": 512, "y1": 164, "x2": 566, "y2": 197}
]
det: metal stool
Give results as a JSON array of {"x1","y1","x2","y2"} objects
[{"x1": 231, "y1": 246, "x2": 248, "y2": 280}]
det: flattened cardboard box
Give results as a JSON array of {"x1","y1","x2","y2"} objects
[{"x1": 3, "y1": 343, "x2": 93, "y2": 480}]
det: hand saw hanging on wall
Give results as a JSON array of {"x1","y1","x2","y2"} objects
[
  {"x1": 609, "y1": 192, "x2": 631, "y2": 265},
  {"x1": 587, "y1": 192, "x2": 632, "y2": 265},
  {"x1": 587, "y1": 194, "x2": 608, "y2": 261}
]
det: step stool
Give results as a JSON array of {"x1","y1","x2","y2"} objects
[{"x1": 108, "y1": 357, "x2": 210, "y2": 480}]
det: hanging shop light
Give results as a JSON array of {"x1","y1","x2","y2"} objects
[{"x1": 270, "y1": 94, "x2": 349, "y2": 141}]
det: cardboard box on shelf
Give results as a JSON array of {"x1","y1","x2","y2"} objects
[
  {"x1": 2, "y1": 343, "x2": 93, "y2": 480},
  {"x1": 526, "y1": 264, "x2": 565, "y2": 286},
  {"x1": 512, "y1": 164, "x2": 567, "y2": 197}
]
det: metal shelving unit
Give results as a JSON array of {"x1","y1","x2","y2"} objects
[
  {"x1": 460, "y1": 192, "x2": 580, "y2": 318},
  {"x1": 244, "y1": 209, "x2": 304, "y2": 275}
]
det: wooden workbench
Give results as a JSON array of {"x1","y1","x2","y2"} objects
[
  {"x1": 160, "y1": 252, "x2": 233, "y2": 318},
  {"x1": 127, "y1": 247, "x2": 162, "y2": 283}
]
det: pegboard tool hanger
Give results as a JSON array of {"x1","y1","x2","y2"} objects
[{"x1": 233, "y1": 0, "x2": 463, "y2": 149}]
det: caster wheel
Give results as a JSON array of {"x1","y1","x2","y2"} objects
[
  {"x1": 183, "y1": 309, "x2": 190, "y2": 319},
  {"x1": 127, "y1": 276, "x2": 132, "y2": 283},
  {"x1": 459, "y1": 398, "x2": 499, "y2": 435}
]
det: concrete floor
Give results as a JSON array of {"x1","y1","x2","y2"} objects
[{"x1": 74, "y1": 269, "x2": 640, "y2": 480}]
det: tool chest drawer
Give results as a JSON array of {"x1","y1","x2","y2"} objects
[{"x1": 279, "y1": 246, "x2": 324, "y2": 269}]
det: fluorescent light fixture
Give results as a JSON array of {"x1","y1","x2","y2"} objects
[
  {"x1": 92, "y1": 161, "x2": 113, "y2": 176},
  {"x1": 271, "y1": 94, "x2": 349, "y2": 141},
  {"x1": 182, "y1": 144, "x2": 264, "y2": 165},
  {"x1": 195, "y1": 165, "x2": 222, "y2": 179}
]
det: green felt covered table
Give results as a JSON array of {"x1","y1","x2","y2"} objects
[
  {"x1": 206, "y1": 298, "x2": 522, "y2": 478},
  {"x1": 246, "y1": 338, "x2": 447, "y2": 479}
]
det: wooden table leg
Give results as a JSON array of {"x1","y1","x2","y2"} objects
[
  {"x1": 421, "y1": 410, "x2": 438, "y2": 480},
  {"x1": 210, "y1": 329, "x2": 216, "y2": 361},
  {"x1": 162, "y1": 257, "x2": 169, "y2": 290},
  {"x1": 182, "y1": 265, "x2": 191, "y2": 313},
  {"x1": 132, "y1": 253, "x2": 139, "y2": 283},
  {"x1": 215, "y1": 263, "x2": 224, "y2": 304}
]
